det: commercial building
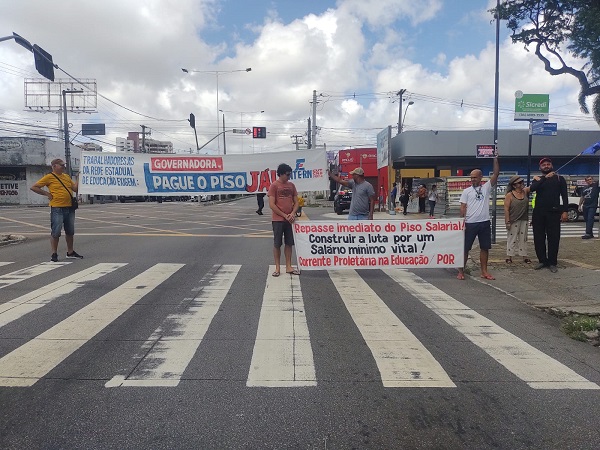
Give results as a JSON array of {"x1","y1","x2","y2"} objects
[{"x1": 0, "y1": 137, "x2": 80, "y2": 205}]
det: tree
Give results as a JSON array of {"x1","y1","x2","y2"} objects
[{"x1": 493, "y1": 0, "x2": 600, "y2": 125}]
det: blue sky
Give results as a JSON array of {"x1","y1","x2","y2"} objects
[{"x1": 0, "y1": 0, "x2": 596, "y2": 155}]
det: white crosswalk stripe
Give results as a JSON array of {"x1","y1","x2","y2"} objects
[
  {"x1": 0, "y1": 262, "x2": 597, "y2": 390},
  {"x1": 0, "y1": 262, "x2": 70, "y2": 289},
  {"x1": 384, "y1": 269, "x2": 599, "y2": 390},
  {"x1": 494, "y1": 223, "x2": 585, "y2": 240},
  {"x1": 0, "y1": 263, "x2": 183, "y2": 387},
  {"x1": 247, "y1": 265, "x2": 316, "y2": 387},
  {"x1": 0, "y1": 263, "x2": 127, "y2": 329},
  {"x1": 107, "y1": 264, "x2": 240, "y2": 388},
  {"x1": 329, "y1": 270, "x2": 455, "y2": 388}
]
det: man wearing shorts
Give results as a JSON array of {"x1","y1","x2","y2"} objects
[
  {"x1": 268, "y1": 163, "x2": 299, "y2": 277},
  {"x1": 457, "y1": 151, "x2": 499, "y2": 280},
  {"x1": 30, "y1": 158, "x2": 84, "y2": 262}
]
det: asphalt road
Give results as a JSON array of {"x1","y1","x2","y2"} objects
[{"x1": 1, "y1": 198, "x2": 599, "y2": 449}]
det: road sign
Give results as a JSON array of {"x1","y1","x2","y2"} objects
[
  {"x1": 532, "y1": 122, "x2": 557, "y2": 136},
  {"x1": 514, "y1": 93, "x2": 549, "y2": 121},
  {"x1": 82, "y1": 123, "x2": 105, "y2": 136}
]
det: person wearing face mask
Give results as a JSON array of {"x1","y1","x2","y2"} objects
[{"x1": 529, "y1": 157, "x2": 569, "y2": 273}]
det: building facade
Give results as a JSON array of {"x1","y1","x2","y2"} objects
[{"x1": 0, "y1": 137, "x2": 81, "y2": 205}]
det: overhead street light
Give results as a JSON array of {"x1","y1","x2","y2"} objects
[
  {"x1": 400, "y1": 101, "x2": 414, "y2": 133},
  {"x1": 181, "y1": 67, "x2": 252, "y2": 153}
]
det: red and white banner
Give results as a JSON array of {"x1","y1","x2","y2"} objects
[{"x1": 293, "y1": 219, "x2": 465, "y2": 270}]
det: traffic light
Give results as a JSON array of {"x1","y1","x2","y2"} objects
[
  {"x1": 32, "y1": 44, "x2": 55, "y2": 82},
  {"x1": 189, "y1": 113, "x2": 196, "y2": 129},
  {"x1": 253, "y1": 126, "x2": 266, "y2": 138}
]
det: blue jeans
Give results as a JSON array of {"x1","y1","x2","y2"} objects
[
  {"x1": 50, "y1": 207, "x2": 75, "y2": 238},
  {"x1": 348, "y1": 214, "x2": 369, "y2": 220},
  {"x1": 583, "y1": 206, "x2": 597, "y2": 236}
]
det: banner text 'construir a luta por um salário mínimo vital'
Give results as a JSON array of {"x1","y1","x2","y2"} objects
[
  {"x1": 77, "y1": 150, "x2": 327, "y2": 196},
  {"x1": 293, "y1": 219, "x2": 465, "y2": 270}
]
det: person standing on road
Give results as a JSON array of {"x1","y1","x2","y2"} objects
[
  {"x1": 30, "y1": 159, "x2": 84, "y2": 262},
  {"x1": 256, "y1": 192, "x2": 266, "y2": 215},
  {"x1": 417, "y1": 184, "x2": 427, "y2": 213},
  {"x1": 457, "y1": 152, "x2": 500, "y2": 280},
  {"x1": 390, "y1": 182, "x2": 398, "y2": 211},
  {"x1": 504, "y1": 175, "x2": 531, "y2": 264},
  {"x1": 400, "y1": 184, "x2": 410, "y2": 215},
  {"x1": 328, "y1": 167, "x2": 375, "y2": 220},
  {"x1": 427, "y1": 184, "x2": 439, "y2": 218},
  {"x1": 530, "y1": 157, "x2": 568, "y2": 273},
  {"x1": 268, "y1": 163, "x2": 299, "y2": 277},
  {"x1": 579, "y1": 176, "x2": 599, "y2": 239}
]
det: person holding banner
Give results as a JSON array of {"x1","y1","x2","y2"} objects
[
  {"x1": 457, "y1": 152, "x2": 500, "y2": 280},
  {"x1": 268, "y1": 163, "x2": 300, "y2": 277},
  {"x1": 578, "y1": 176, "x2": 599, "y2": 239},
  {"x1": 328, "y1": 167, "x2": 375, "y2": 220},
  {"x1": 530, "y1": 157, "x2": 568, "y2": 273},
  {"x1": 30, "y1": 159, "x2": 84, "y2": 262}
]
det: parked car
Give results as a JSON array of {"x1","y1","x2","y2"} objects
[
  {"x1": 118, "y1": 196, "x2": 147, "y2": 203},
  {"x1": 333, "y1": 188, "x2": 352, "y2": 215}
]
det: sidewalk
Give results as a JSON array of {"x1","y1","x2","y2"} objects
[{"x1": 370, "y1": 209, "x2": 600, "y2": 316}]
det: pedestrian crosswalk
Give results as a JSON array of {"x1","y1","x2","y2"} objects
[
  {"x1": 493, "y1": 222, "x2": 586, "y2": 240},
  {"x1": 0, "y1": 261, "x2": 597, "y2": 390}
]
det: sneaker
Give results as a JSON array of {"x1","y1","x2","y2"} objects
[
  {"x1": 533, "y1": 263, "x2": 546, "y2": 270},
  {"x1": 50, "y1": 253, "x2": 58, "y2": 262},
  {"x1": 581, "y1": 234, "x2": 593, "y2": 240},
  {"x1": 66, "y1": 251, "x2": 83, "y2": 259},
  {"x1": 549, "y1": 265, "x2": 558, "y2": 273}
]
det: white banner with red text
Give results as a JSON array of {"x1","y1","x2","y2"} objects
[
  {"x1": 293, "y1": 219, "x2": 465, "y2": 270},
  {"x1": 78, "y1": 150, "x2": 327, "y2": 196}
]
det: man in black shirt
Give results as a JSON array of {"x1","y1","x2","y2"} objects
[
  {"x1": 530, "y1": 157, "x2": 568, "y2": 273},
  {"x1": 578, "y1": 176, "x2": 600, "y2": 239}
]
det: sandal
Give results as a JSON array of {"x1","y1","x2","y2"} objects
[
  {"x1": 523, "y1": 258, "x2": 532, "y2": 264},
  {"x1": 286, "y1": 269, "x2": 301, "y2": 275},
  {"x1": 456, "y1": 272, "x2": 465, "y2": 280},
  {"x1": 505, "y1": 257, "x2": 512, "y2": 264},
  {"x1": 272, "y1": 271, "x2": 280, "y2": 277},
  {"x1": 481, "y1": 273, "x2": 495, "y2": 280}
]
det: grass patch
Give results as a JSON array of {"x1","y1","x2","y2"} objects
[{"x1": 560, "y1": 315, "x2": 600, "y2": 342}]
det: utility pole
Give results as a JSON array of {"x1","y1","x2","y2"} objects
[
  {"x1": 397, "y1": 89, "x2": 406, "y2": 135},
  {"x1": 140, "y1": 125, "x2": 150, "y2": 153},
  {"x1": 62, "y1": 89, "x2": 83, "y2": 178},
  {"x1": 307, "y1": 118, "x2": 312, "y2": 149},
  {"x1": 291, "y1": 135, "x2": 303, "y2": 151},
  {"x1": 311, "y1": 90, "x2": 318, "y2": 149}
]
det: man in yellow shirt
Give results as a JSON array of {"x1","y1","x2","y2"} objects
[{"x1": 30, "y1": 159, "x2": 83, "y2": 262}]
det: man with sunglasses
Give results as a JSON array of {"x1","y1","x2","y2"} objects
[
  {"x1": 578, "y1": 176, "x2": 599, "y2": 240},
  {"x1": 268, "y1": 163, "x2": 300, "y2": 277},
  {"x1": 30, "y1": 159, "x2": 83, "y2": 262},
  {"x1": 457, "y1": 151, "x2": 500, "y2": 280},
  {"x1": 530, "y1": 157, "x2": 568, "y2": 273}
]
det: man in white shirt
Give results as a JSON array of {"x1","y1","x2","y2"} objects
[{"x1": 457, "y1": 152, "x2": 500, "y2": 280}]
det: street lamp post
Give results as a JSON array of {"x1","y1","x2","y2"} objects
[
  {"x1": 181, "y1": 67, "x2": 251, "y2": 154},
  {"x1": 400, "y1": 101, "x2": 414, "y2": 133}
]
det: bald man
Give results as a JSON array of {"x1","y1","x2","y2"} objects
[{"x1": 457, "y1": 152, "x2": 500, "y2": 280}]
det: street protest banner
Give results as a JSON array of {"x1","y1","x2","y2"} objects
[
  {"x1": 293, "y1": 219, "x2": 464, "y2": 270},
  {"x1": 78, "y1": 150, "x2": 327, "y2": 196}
]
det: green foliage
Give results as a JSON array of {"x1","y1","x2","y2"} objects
[
  {"x1": 492, "y1": 0, "x2": 600, "y2": 126},
  {"x1": 560, "y1": 315, "x2": 599, "y2": 341}
]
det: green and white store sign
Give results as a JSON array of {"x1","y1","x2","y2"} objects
[{"x1": 514, "y1": 91, "x2": 549, "y2": 121}]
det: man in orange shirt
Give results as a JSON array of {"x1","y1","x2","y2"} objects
[
  {"x1": 30, "y1": 159, "x2": 83, "y2": 262},
  {"x1": 268, "y1": 163, "x2": 299, "y2": 277}
]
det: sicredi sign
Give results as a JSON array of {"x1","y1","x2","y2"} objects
[{"x1": 514, "y1": 92, "x2": 549, "y2": 121}]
